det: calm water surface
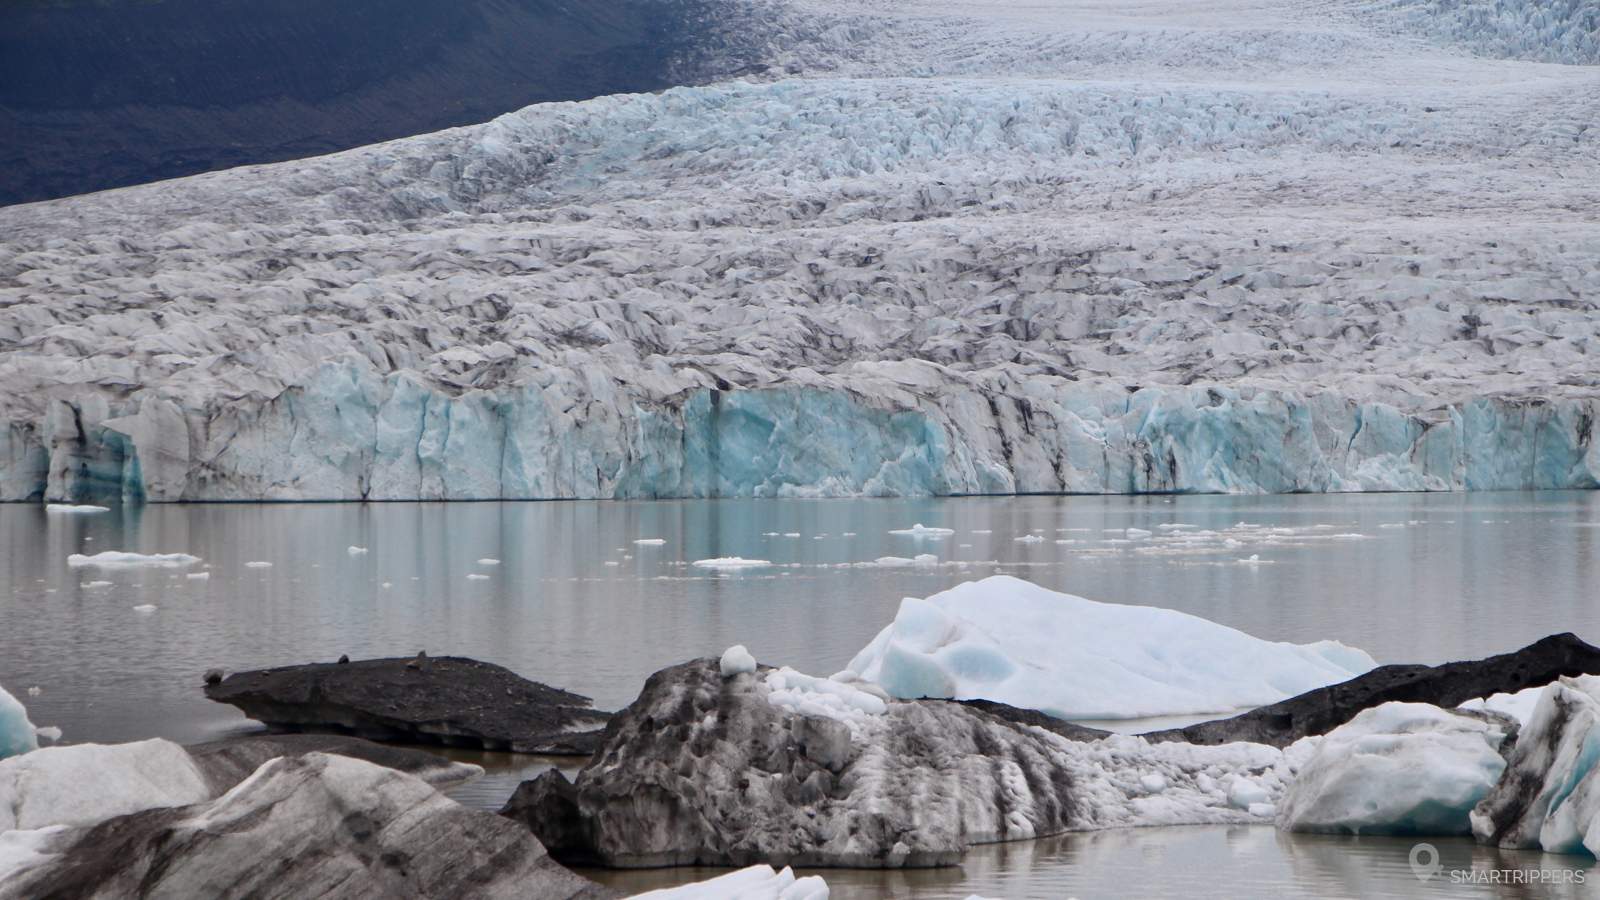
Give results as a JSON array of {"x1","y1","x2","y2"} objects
[{"x1": 3, "y1": 491, "x2": 1598, "y2": 897}]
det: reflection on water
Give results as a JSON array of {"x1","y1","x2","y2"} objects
[
  {"x1": 4, "y1": 492, "x2": 1596, "y2": 746},
  {"x1": 3, "y1": 491, "x2": 1598, "y2": 897},
  {"x1": 587, "y1": 827, "x2": 1597, "y2": 899}
]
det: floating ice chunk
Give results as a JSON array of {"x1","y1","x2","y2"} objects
[
  {"x1": 603, "y1": 561, "x2": 620, "y2": 567},
  {"x1": 25, "y1": 687, "x2": 39, "y2": 697},
  {"x1": 347, "y1": 546, "x2": 368, "y2": 555},
  {"x1": 1013, "y1": 534, "x2": 1044, "y2": 544},
  {"x1": 1157, "y1": 524, "x2": 1197, "y2": 530},
  {"x1": 627, "y1": 864, "x2": 829, "y2": 900},
  {"x1": 632, "y1": 539, "x2": 666, "y2": 546},
  {"x1": 765, "y1": 666, "x2": 886, "y2": 727},
  {"x1": 0, "y1": 685, "x2": 39, "y2": 759},
  {"x1": 81, "y1": 581, "x2": 112, "y2": 589},
  {"x1": 888, "y1": 524, "x2": 953, "y2": 538},
  {"x1": 1278, "y1": 703, "x2": 1508, "y2": 835},
  {"x1": 841, "y1": 532, "x2": 857, "y2": 537},
  {"x1": 132, "y1": 604, "x2": 157, "y2": 613},
  {"x1": 0, "y1": 739, "x2": 210, "y2": 831},
  {"x1": 782, "y1": 533, "x2": 801, "y2": 538},
  {"x1": 44, "y1": 504, "x2": 109, "y2": 514},
  {"x1": 68, "y1": 551, "x2": 200, "y2": 569},
  {"x1": 1126, "y1": 528, "x2": 1153, "y2": 539},
  {"x1": 1378, "y1": 523, "x2": 1406, "y2": 529},
  {"x1": 244, "y1": 561, "x2": 273, "y2": 569},
  {"x1": 692, "y1": 557, "x2": 772, "y2": 570},
  {"x1": 1458, "y1": 686, "x2": 1544, "y2": 725},
  {"x1": 971, "y1": 529, "x2": 993, "y2": 535},
  {"x1": 720, "y1": 645, "x2": 757, "y2": 678},
  {"x1": 845, "y1": 576, "x2": 1374, "y2": 720},
  {"x1": 476, "y1": 558, "x2": 501, "y2": 565},
  {"x1": 33, "y1": 727, "x2": 61, "y2": 743},
  {"x1": 380, "y1": 582, "x2": 392, "y2": 589},
  {"x1": 1471, "y1": 677, "x2": 1600, "y2": 855},
  {"x1": 870, "y1": 554, "x2": 939, "y2": 568},
  {"x1": 185, "y1": 571, "x2": 210, "y2": 580},
  {"x1": 466, "y1": 573, "x2": 490, "y2": 580}
]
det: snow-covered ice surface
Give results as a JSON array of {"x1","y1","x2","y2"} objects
[
  {"x1": 0, "y1": 739, "x2": 211, "y2": 832},
  {"x1": 845, "y1": 575, "x2": 1375, "y2": 719},
  {"x1": 0, "y1": 685, "x2": 38, "y2": 759},
  {"x1": 1, "y1": 0, "x2": 1597, "y2": 502},
  {"x1": 627, "y1": 865, "x2": 829, "y2": 900},
  {"x1": 1277, "y1": 702, "x2": 1509, "y2": 835}
]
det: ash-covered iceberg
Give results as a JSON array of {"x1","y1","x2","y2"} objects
[
  {"x1": 844, "y1": 576, "x2": 1375, "y2": 720},
  {"x1": 1471, "y1": 676, "x2": 1600, "y2": 856}
]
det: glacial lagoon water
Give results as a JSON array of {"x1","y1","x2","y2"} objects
[{"x1": 3, "y1": 491, "x2": 1599, "y2": 897}]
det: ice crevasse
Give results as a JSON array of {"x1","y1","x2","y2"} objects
[{"x1": 6, "y1": 361, "x2": 1597, "y2": 502}]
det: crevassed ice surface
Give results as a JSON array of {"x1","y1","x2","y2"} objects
[{"x1": 1, "y1": 0, "x2": 1597, "y2": 501}]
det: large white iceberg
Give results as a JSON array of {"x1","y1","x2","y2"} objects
[
  {"x1": 1277, "y1": 703, "x2": 1509, "y2": 835},
  {"x1": 0, "y1": 685, "x2": 38, "y2": 760},
  {"x1": 0, "y1": 739, "x2": 211, "y2": 831},
  {"x1": 844, "y1": 576, "x2": 1375, "y2": 719},
  {"x1": 1471, "y1": 676, "x2": 1600, "y2": 856}
]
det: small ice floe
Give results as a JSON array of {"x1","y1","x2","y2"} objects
[
  {"x1": 347, "y1": 546, "x2": 368, "y2": 555},
  {"x1": 632, "y1": 539, "x2": 666, "y2": 546},
  {"x1": 1378, "y1": 523, "x2": 1406, "y2": 529},
  {"x1": 841, "y1": 532, "x2": 857, "y2": 537},
  {"x1": 380, "y1": 582, "x2": 393, "y2": 589},
  {"x1": 132, "y1": 604, "x2": 157, "y2": 613},
  {"x1": 692, "y1": 557, "x2": 772, "y2": 571},
  {"x1": 870, "y1": 554, "x2": 939, "y2": 568},
  {"x1": 185, "y1": 571, "x2": 210, "y2": 580},
  {"x1": 761, "y1": 532, "x2": 780, "y2": 537},
  {"x1": 26, "y1": 687, "x2": 40, "y2": 697},
  {"x1": 476, "y1": 558, "x2": 501, "y2": 565},
  {"x1": 1054, "y1": 539, "x2": 1077, "y2": 545},
  {"x1": 889, "y1": 524, "x2": 954, "y2": 538},
  {"x1": 971, "y1": 529, "x2": 993, "y2": 534},
  {"x1": 603, "y1": 561, "x2": 621, "y2": 567},
  {"x1": 80, "y1": 581, "x2": 113, "y2": 589},
  {"x1": 1157, "y1": 523, "x2": 1196, "y2": 531},
  {"x1": 1126, "y1": 528, "x2": 1153, "y2": 539},
  {"x1": 68, "y1": 551, "x2": 200, "y2": 569},
  {"x1": 244, "y1": 561, "x2": 273, "y2": 569},
  {"x1": 782, "y1": 532, "x2": 801, "y2": 538},
  {"x1": 466, "y1": 573, "x2": 490, "y2": 580},
  {"x1": 1238, "y1": 555, "x2": 1269, "y2": 566},
  {"x1": 45, "y1": 504, "x2": 110, "y2": 514},
  {"x1": 1013, "y1": 534, "x2": 1045, "y2": 544},
  {"x1": 720, "y1": 645, "x2": 757, "y2": 677},
  {"x1": 34, "y1": 725, "x2": 62, "y2": 742}
]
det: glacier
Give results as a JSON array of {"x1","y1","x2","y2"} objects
[{"x1": 1, "y1": 0, "x2": 1597, "y2": 502}]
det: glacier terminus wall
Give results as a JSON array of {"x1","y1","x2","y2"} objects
[{"x1": 1, "y1": 0, "x2": 1597, "y2": 502}]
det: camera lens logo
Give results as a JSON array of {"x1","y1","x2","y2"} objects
[{"x1": 1410, "y1": 842, "x2": 1443, "y2": 882}]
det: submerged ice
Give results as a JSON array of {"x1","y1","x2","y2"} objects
[{"x1": 1, "y1": 0, "x2": 1597, "y2": 502}]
